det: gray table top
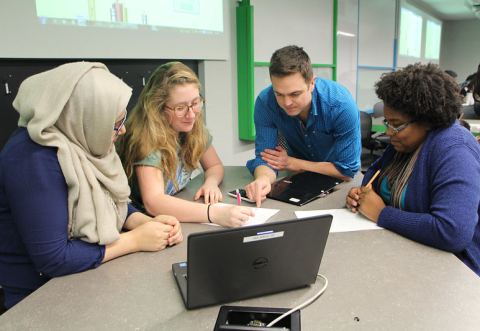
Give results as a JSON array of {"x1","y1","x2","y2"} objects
[{"x1": 1, "y1": 167, "x2": 479, "y2": 330}]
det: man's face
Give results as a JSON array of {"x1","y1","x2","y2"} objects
[{"x1": 271, "y1": 72, "x2": 315, "y2": 117}]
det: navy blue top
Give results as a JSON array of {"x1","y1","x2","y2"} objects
[
  {"x1": 0, "y1": 128, "x2": 137, "y2": 309},
  {"x1": 247, "y1": 78, "x2": 361, "y2": 178},
  {"x1": 363, "y1": 122, "x2": 480, "y2": 276}
]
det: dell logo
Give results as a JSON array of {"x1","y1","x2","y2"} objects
[{"x1": 253, "y1": 257, "x2": 268, "y2": 269}]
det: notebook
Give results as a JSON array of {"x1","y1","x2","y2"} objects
[
  {"x1": 267, "y1": 171, "x2": 344, "y2": 206},
  {"x1": 172, "y1": 215, "x2": 333, "y2": 309}
]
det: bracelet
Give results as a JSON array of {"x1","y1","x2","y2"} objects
[{"x1": 207, "y1": 203, "x2": 212, "y2": 223}]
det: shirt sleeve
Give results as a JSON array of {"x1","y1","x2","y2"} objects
[
  {"x1": 329, "y1": 96, "x2": 362, "y2": 178},
  {"x1": 377, "y1": 142, "x2": 480, "y2": 253},
  {"x1": 3, "y1": 146, "x2": 106, "y2": 278},
  {"x1": 246, "y1": 93, "x2": 278, "y2": 176},
  {"x1": 127, "y1": 203, "x2": 137, "y2": 218},
  {"x1": 205, "y1": 129, "x2": 213, "y2": 151},
  {"x1": 134, "y1": 150, "x2": 162, "y2": 168}
]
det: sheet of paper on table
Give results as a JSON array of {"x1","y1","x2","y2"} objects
[
  {"x1": 203, "y1": 203, "x2": 280, "y2": 227},
  {"x1": 295, "y1": 208, "x2": 383, "y2": 233}
]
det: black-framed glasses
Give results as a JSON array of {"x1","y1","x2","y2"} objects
[
  {"x1": 382, "y1": 118, "x2": 413, "y2": 133},
  {"x1": 164, "y1": 96, "x2": 205, "y2": 117},
  {"x1": 114, "y1": 110, "x2": 127, "y2": 137}
]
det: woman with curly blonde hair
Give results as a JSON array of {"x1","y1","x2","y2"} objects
[{"x1": 117, "y1": 62, "x2": 253, "y2": 227}]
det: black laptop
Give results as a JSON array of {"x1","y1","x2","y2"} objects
[
  {"x1": 172, "y1": 215, "x2": 333, "y2": 309},
  {"x1": 267, "y1": 171, "x2": 344, "y2": 206}
]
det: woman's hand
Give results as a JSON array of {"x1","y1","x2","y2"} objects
[
  {"x1": 357, "y1": 186, "x2": 386, "y2": 223},
  {"x1": 346, "y1": 187, "x2": 362, "y2": 212},
  {"x1": 209, "y1": 204, "x2": 255, "y2": 227},
  {"x1": 194, "y1": 183, "x2": 223, "y2": 204},
  {"x1": 130, "y1": 221, "x2": 173, "y2": 251},
  {"x1": 152, "y1": 215, "x2": 183, "y2": 246}
]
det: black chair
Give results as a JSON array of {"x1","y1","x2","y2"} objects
[
  {"x1": 371, "y1": 101, "x2": 390, "y2": 147},
  {"x1": 360, "y1": 111, "x2": 382, "y2": 173}
]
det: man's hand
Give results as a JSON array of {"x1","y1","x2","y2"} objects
[
  {"x1": 245, "y1": 177, "x2": 271, "y2": 208},
  {"x1": 260, "y1": 146, "x2": 295, "y2": 171}
]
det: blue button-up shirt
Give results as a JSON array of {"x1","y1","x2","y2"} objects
[{"x1": 246, "y1": 78, "x2": 361, "y2": 178}]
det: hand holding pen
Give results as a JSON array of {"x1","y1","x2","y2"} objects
[
  {"x1": 346, "y1": 170, "x2": 380, "y2": 213},
  {"x1": 346, "y1": 170, "x2": 386, "y2": 222}
]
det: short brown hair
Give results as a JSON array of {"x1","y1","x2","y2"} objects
[{"x1": 269, "y1": 45, "x2": 313, "y2": 84}]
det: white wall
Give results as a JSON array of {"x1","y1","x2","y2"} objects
[
  {"x1": 201, "y1": 2, "x2": 479, "y2": 167},
  {"x1": 200, "y1": 1, "x2": 255, "y2": 167},
  {"x1": 440, "y1": 19, "x2": 480, "y2": 83}
]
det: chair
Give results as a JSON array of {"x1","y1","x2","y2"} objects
[
  {"x1": 373, "y1": 101, "x2": 384, "y2": 118},
  {"x1": 360, "y1": 111, "x2": 382, "y2": 173},
  {"x1": 371, "y1": 101, "x2": 390, "y2": 147}
]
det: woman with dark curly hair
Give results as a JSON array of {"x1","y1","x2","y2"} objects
[{"x1": 346, "y1": 63, "x2": 480, "y2": 276}]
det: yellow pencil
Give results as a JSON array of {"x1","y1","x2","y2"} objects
[{"x1": 365, "y1": 169, "x2": 381, "y2": 187}]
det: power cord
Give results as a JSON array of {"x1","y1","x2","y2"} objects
[{"x1": 266, "y1": 273, "x2": 328, "y2": 328}]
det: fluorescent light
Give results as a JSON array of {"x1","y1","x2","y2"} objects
[{"x1": 337, "y1": 31, "x2": 355, "y2": 37}]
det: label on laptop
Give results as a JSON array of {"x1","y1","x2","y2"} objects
[
  {"x1": 243, "y1": 231, "x2": 284, "y2": 243},
  {"x1": 289, "y1": 197, "x2": 300, "y2": 203}
]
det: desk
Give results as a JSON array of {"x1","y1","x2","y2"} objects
[
  {"x1": 372, "y1": 117, "x2": 480, "y2": 136},
  {"x1": 1, "y1": 167, "x2": 479, "y2": 330}
]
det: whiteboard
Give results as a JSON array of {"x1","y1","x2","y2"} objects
[
  {"x1": 358, "y1": 0, "x2": 396, "y2": 68},
  {"x1": 357, "y1": 68, "x2": 392, "y2": 112},
  {"x1": 252, "y1": 0, "x2": 333, "y2": 64}
]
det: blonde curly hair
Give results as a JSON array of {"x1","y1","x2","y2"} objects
[{"x1": 117, "y1": 62, "x2": 208, "y2": 191}]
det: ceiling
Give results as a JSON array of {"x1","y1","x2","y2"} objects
[{"x1": 414, "y1": 0, "x2": 477, "y2": 20}]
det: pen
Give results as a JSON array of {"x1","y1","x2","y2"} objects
[
  {"x1": 236, "y1": 189, "x2": 242, "y2": 206},
  {"x1": 365, "y1": 169, "x2": 381, "y2": 187}
]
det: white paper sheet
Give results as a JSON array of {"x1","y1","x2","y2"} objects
[
  {"x1": 295, "y1": 208, "x2": 383, "y2": 233},
  {"x1": 203, "y1": 203, "x2": 279, "y2": 227}
]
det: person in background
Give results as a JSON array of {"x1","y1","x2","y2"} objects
[
  {"x1": 0, "y1": 62, "x2": 183, "y2": 310},
  {"x1": 473, "y1": 63, "x2": 480, "y2": 117},
  {"x1": 346, "y1": 63, "x2": 480, "y2": 276},
  {"x1": 460, "y1": 73, "x2": 476, "y2": 98},
  {"x1": 445, "y1": 69, "x2": 457, "y2": 80},
  {"x1": 117, "y1": 62, "x2": 253, "y2": 227},
  {"x1": 245, "y1": 45, "x2": 361, "y2": 207}
]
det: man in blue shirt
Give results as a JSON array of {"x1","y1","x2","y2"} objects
[{"x1": 245, "y1": 45, "x2": 361, "y2": 206}]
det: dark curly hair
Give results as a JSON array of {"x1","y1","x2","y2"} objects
[{"x1": 375, "y1": 63, "x2": 463, "y2": 128}]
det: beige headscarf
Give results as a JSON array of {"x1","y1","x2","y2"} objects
[{"x1": 13, "y1": 62, "x2": 132, "y2": 245}]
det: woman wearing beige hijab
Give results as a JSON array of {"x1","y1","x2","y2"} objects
[{"x1": 0, "y1": 62, "x2": 183, "y2": 310}]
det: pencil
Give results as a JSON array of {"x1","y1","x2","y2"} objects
[{"x1": 365, "y1": 169, "x2": 381, "y2": 187}]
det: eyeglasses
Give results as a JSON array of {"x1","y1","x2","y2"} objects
[
  {"x1": 382, "y1": 118, "x2": 413, "y2": 133},
  {"x1": 164, "y1": 97, "x2": 205, "y2": 117},
  {"x1": 114, "y1": 110, "x2": 127, "y2": 137}
]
